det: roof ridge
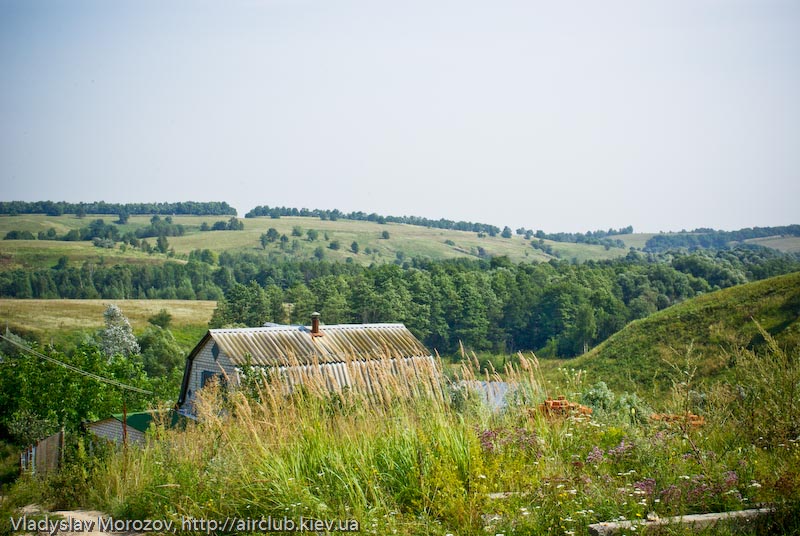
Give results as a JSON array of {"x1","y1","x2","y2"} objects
[{"x1": 210, "y1": 323, "x2": 407, "y2": 333}]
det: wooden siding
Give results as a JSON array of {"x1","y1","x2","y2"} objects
[
  {"x1": 181, "y1": 339, "x2": 238, "y2": 414},
  {"x1": 88, "y1": 418, "x2": 146, "y2": 445}
]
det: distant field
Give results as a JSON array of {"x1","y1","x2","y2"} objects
[
  {"x1": 0, "y1": 213, "x2": 633, "y2": 268},
  {"x1": 0, "y1": 299, "x2": 216, "y2": 334},
  {"x1": 608, "y1": 232, "x2": 656, "y2": 249},
  {"x1": 744, "y1": 235, "x2": 800, "y2": 253}
]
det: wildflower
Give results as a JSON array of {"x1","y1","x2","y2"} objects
[
  {"x1": 478, "y1": 428, "x2": 499, "y2": 453},
  {"x1": 634, "y1": 478, "x2": 656, "y2": 497},
  {"x1": 723, "y1": 470, "x2": 738, "y2": 488},
  {"x1": 749, "y1": 481, "x2": 762, "y2": 488},
  {"x1": 586, "y1": 446, "x2": 605, "y2": 464},
  {"x1": 608, "y1": 439, "x2": 634, "y2": 458},
  {"x1": 660, "y1": 484, "x2": 681, "y2": 505}
]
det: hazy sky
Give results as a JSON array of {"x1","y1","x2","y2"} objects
[{"x1": 1, "y1": 1, "x2": 798, "y2": 233}]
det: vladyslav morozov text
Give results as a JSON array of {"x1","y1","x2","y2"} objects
[{"x1": 10, "y1": 515, "x2": 360, "y2": 534}]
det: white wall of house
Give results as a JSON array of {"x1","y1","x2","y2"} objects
[{"x1": 182, "y1": 340, "x2": 239, "y2": 414}]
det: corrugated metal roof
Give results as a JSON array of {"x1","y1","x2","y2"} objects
[{"x1": 209, "y1": 323, "x2": 431, "y2": 367}]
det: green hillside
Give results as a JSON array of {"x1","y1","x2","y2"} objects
[
  {"x1": 569, "y1": 270, "x2": 800, "y2": 396},
  {"x1": 0, "y1": 214, "x2": 628, "y2": 268}
]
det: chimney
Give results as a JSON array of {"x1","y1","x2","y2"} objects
[{"x1": 311, "y1": 312, "x2": 322, "y2": 337}]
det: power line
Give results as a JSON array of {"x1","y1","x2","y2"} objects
[{"x1": 0, "y1": 333, "x2": 153, "y2": 395}]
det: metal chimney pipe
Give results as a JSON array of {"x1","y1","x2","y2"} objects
[{"x1": 311, "y1": 312, "x2": 322, "y2": 337}]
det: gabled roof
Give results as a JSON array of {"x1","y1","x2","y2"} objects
[
  {"x1": 177, "y1": 323, "x2": 433, "y2": 407},
  {"x1": 207, "y1": 323, "x2": 431, "y2": 367}
]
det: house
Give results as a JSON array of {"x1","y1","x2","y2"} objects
[
  {"x1": 86, "y1": 410, "x2": 183, "y2": 445},
  {"x1": 176, "y1": 313, "x2": 441, "y2": 416}
]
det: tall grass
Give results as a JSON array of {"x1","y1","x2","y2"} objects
[{"x1": 10, "y1": 345, "x2": 800, "y2": 535}]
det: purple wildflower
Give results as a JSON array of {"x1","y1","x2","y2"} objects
[
  {"x1": 634, "y1": 478, "x2": 657, "y2": 497},
  {"x1": 586, "y1": 446, "x2": 605, "y2": 465},
  {"x1": 478, "y1": 428, "x2": 498, "y2": 453},
  {"x1": 608, "y1": 439, "x2": 634, "y2": 458},
  {"x1": 660, "y1": 484, "x2": 681, "y2": 505}
]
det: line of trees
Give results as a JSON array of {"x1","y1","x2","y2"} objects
[
  {"x1": 3, "y1": 217, "x2": 184, "y2": 251},
  {"x1": 0, "y1": 200, "x2": 237, "y2": 217},
  {"x1": 244, "y1": 205, "x2": 501, "y2": 235},
  {"x1": 644, "y1": 225, "x2": 800, "y2": 252},
  {"x1": 527, "y1": 226, "x2": 634, "y2": 248}
]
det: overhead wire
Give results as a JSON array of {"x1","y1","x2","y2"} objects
[{"x1": 0, "y1": 332, "x2": 153, "y2": 395}]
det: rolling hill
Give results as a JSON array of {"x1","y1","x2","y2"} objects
[
  {"x1": 0, "y1": 213, "x2": 629, "y2": 269},
  {"x1": 569, "y1": 270, "x2": 800, "y2": 396}
]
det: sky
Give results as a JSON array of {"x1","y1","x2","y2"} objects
[{"x1": 1, "y1": 0, "x2": 798, "y2": 233}]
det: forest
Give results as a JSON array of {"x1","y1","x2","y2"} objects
[{"x1": 2, "y1": 245, "x2": 797, "y2": 357}]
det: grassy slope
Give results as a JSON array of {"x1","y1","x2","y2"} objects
[
  {"x1": 744, "y1": 235, "x2": 800, "y2": 253},
  {"x1": 568, "y1": 270, "x2": 800, "y2": 397},
  {"x1": 0, "y1": 214, "x2": 629, "y2": 268}
]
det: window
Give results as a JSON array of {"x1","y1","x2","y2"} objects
[
  {"x1": 201, "y1": 370, "x2": 226, "y2": 388},
  {"x1": 211, "y1": 342, "x2": 220, "y2": 361}
]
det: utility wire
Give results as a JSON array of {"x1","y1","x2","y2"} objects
[{"x1": 0, "y1": 332, "x2": 153, "y2": 395}]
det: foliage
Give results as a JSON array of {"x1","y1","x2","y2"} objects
[
  {"x1": 4, "y1": 230, "x2": 36, "y2": 240},
  {"x1": 147, "y1": 308, "x2": 172, "y2": 329},
  {"x1": 533, "y1": 225, "x2": 633, "y2": 248},
  {"x1": 100, "y1": 304, "x2": 140, "y2": 359},
  {"x1": 138, "y1": 326, "x2": 182, "y2": 378},
  {"x1": 644, "y1": 225, "x2": 800, "y2": 252},
  {"x1": 0, "y1": 339, "x2": 150, "y2": 439},
  {"x1": 0, "y1": 200, "x2": 237, "y2": 217}
]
